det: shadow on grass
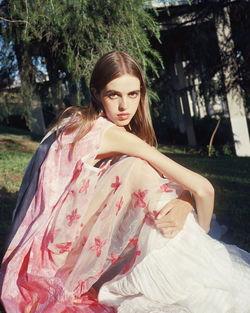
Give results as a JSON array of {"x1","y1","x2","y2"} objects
[
  {"x1": 0, "y1": 126, "x2": 43, "y2": 142},
  {"x1": 0, "y1": 188, "x2": 18, "y2": 261}
]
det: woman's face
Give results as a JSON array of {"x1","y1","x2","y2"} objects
[{"x1": 100, "y1": 74, "x2": 141, "y2": 127}]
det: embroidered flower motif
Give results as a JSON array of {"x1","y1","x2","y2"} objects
[
  {"x1": 116, "y1": 196, "x2": 123, "y2": 216},
  {"x1": 107, "y1": 252, "x2": 120, "y2": 264},
  {"x1": 56, "y1": 242, "x2": 72, "y2": 253},
  {"x1": 153, "y1": 210, "x2": 159, "y2": 218},
  {"x1": 111, "y1": 176, "x2": 121, "y2": 193},
  {"x1": 132, "y1": 189, "x2": 148, "y2": 208},
  {"x1": 79, "y1": 179, "x2": 90, "y2": 194},
  {"x1": 66, "y1": 209, "x2": 81, "y2": 227},
  {"x1": 159, "y1": 183, "x2": 173, "y2": 193},
  {"x1": 135, "y1": 249, "x2": 141, "y2": 258},
  {"x1": 90, "y1": 237, "x2": 107, "y2": 257},
  {"x1": 71, "y1": 161, "x2": 84, "y2": 182},
  {"x1": 128, "y1": 237, "x2": 138, "y2": 247},
  {"x1": 131, "y1": 247, "x2": 141, "y2": 267},
  {"x1": 122, "y1": 264, "x2": 131, "y2": 274}
]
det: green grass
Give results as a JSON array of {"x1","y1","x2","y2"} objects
[{"x1": 0, "y1": 129, "x2": 249, "y2": 312}]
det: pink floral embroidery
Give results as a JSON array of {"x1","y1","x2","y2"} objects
[
  {"x1": 66, "y1": 209, "x2": 81, "y2": 227},
  {"x1": 131, "y1": 246, "x2": 141, "y2": 266},
  {"x1": 127, "y1": 237, "x2": 141, "y2": 267},
  {"x1": 153, "y1": 210, "x2": 159, "y2": 218},
  {"x1": 116, "y1": 196, "x2": 123, "y2": 216},
  {"x1": 71, "y1": 161, "x2": 84, "y2": 182},
  {"x1": 122, "y1": 264, "x2": 131, "y2": 274},
  {"x1": 56, "y1": 242, "x2": 72, "y2": 253},
  {"x1": 90, "y1": 237, "x2": 107, "y2": 257},
  {"x1": 107, "y1": 252, "x2": 120, "y2": 264},
  {"x1": 128, "y1": 237, "x2": 138, "y2": 247},
  {"x1": 79, "y1": 179, "x2": 90, "y2": 194},
  {"x1": 111, "y1": 176, "x2": 121, "y2": 193},
  {"x1": 159, "y1": 183, "x2": 173, "y2": 193},
  {"x1": 135, "y1": 248, "x2": 141, "y2": 258},
  {"x1": 133, "y1": 189, "x2": 148, "y2": 208}
]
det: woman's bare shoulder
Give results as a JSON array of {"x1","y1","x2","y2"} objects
[{"x1": 99, "y1": 124, "x2": 155, "y2": 158}]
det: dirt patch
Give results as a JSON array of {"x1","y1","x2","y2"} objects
[{"x1": 0, "y1": 136, "x2": 38, "y2": 153}]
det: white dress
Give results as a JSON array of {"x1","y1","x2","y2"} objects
[{"x1": 99, "y1": 202, "x2": 250, "y2": 313}]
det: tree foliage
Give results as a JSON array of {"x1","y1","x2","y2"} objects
[{"x1": 0, "y1": 0, "x2": 163, "y2": 118}]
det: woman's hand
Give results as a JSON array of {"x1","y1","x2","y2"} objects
[{"x1": 149, "y1": 191, "x2": 194, "y2": 238}]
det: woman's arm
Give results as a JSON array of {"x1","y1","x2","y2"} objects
[{"x1": 98, "y1": 126, "x2": 214, "y2": 232}]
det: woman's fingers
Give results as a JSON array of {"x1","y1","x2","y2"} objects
[
  {"x1": 154, "y1": 220, "x2": 178, "y2": 228},
  {"x1": 160, "y1": 227, "x2": 179, "y2": 238},
  {"x1": 150, "y1": 198, "x2": 193, "y2": 238}
]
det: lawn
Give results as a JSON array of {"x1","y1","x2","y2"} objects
[{"x1": 0, "y1": 127, "x2": 250, "y2": 312}]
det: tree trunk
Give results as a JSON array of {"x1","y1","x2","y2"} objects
[
  {"x1": 14, "y1": 42, "x2": 46, "y2": 136},
  {"x1": 216, "y1": 5, "x2": 250, "y2": 156},
  {"x1": 68, "y1": 81, "x2": 78, "y2": 107},
  {"x1": 175, "y1": 60, "x2": 197, "y2": 147},
  {"x1": 169, "y1": 62, "x2": 186, "y2": 134},
  {"x1": 46, "y1": 54, "x2": 65, "y2": 116}
]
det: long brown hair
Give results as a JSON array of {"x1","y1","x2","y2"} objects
[{"x1": 57, "y1": 51, "x2": 157, "y2": 148}]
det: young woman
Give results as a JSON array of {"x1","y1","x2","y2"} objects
[{"x1": 1, "y1": 51, "x2": 249, "y2": 313}]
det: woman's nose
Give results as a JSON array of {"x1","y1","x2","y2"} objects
[{"x1": 119, "y1": 97, "x2": 128, "y2": 110}]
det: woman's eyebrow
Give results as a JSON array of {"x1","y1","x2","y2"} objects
[
  {"x1": 106, "y1": 89, "x2": 140, "y2": 93},
  {"x1": 105, "y1": 89, "x2": 120, "y2": 94},
  {"x1": 128, "y1": 90, "x2": 140, "y2": 93}
]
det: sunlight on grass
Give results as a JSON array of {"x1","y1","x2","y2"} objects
[{"x1": 0, "y1": 127, "x2": 39, "y2": 194}]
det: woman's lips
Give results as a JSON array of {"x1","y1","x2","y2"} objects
[{"x1": 117, "y1": 113, "x2": 130, "y2": 120}]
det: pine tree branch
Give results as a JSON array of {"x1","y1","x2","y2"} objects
[{"x1": 0, "y1": 16, "x2": 30, "y2": 24}]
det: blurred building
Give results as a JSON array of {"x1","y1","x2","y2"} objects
[{"x1": 151, "y1": 0, "x2": 250, "y2": 156}]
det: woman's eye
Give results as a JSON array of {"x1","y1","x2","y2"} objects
[
  {"x1": 129, "y1": 92, "x2": 139, "y2": 99},
  {"x1": 108, "y1": 93, "x2": 118, "y2": 100}
]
